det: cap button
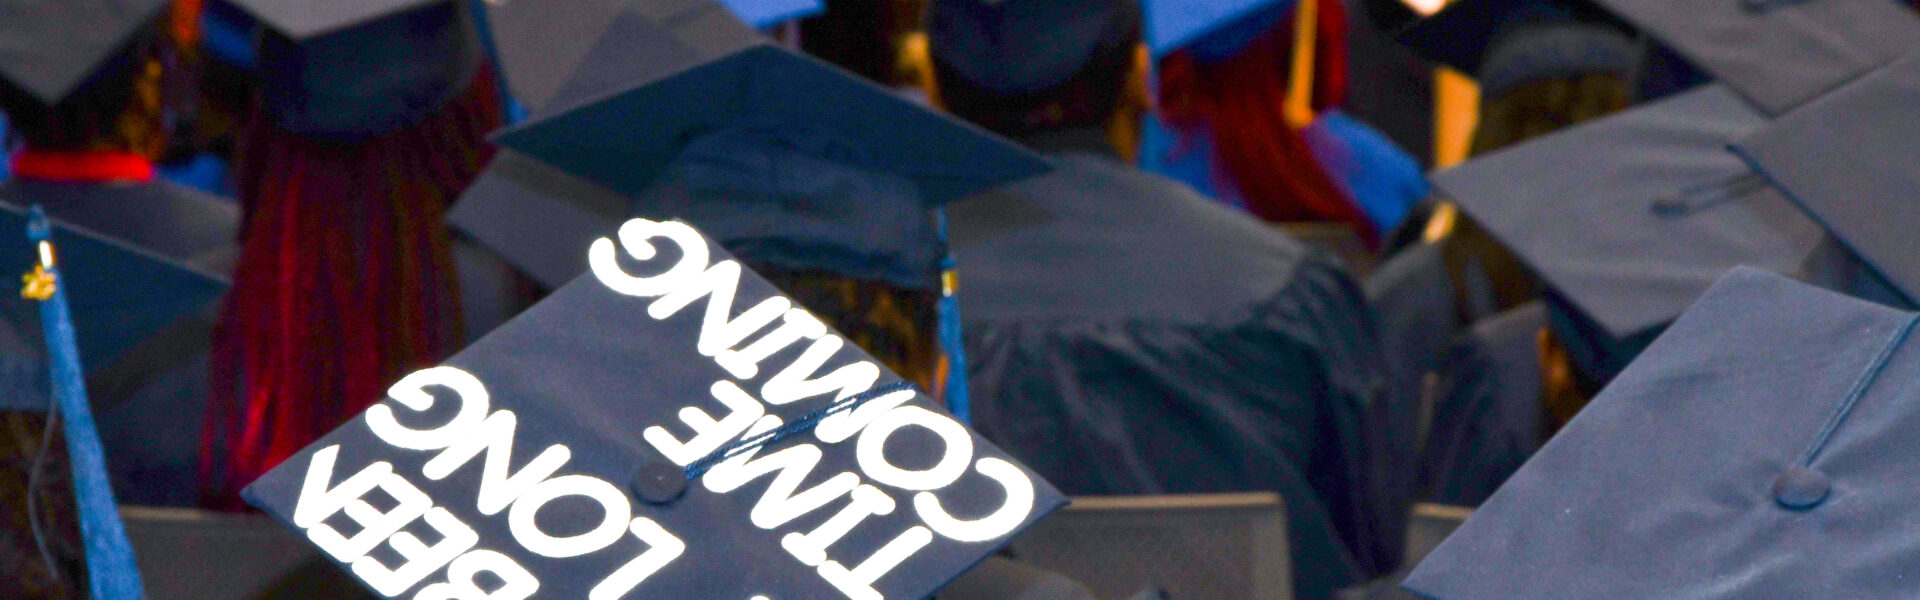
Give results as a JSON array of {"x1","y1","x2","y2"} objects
[
  {"x1": 632, "y1": 462, "x2": 689, "y2": 505},
  {"x1": 1772, "y1": 467, "x2": 1831, "y2": 511}
]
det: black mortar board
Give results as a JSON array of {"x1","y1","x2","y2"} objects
[{"x1": 0, "y1": 0, "x2": 167, "y2": 105}]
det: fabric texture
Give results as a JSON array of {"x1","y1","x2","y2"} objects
[
  {"x1": 1406, "y1": 267, "x2": 1920, "y2": 599},
  {"x1": 203, "y1": 64, "x2": 499, "y2": 510},
  {"x1": 951, "y1": 152, "x2": 1394, "y2": 600}
]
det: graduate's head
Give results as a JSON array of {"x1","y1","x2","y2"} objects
[
  {"x1": 798, "y1": 0, "x2": 926, "y2": 89},
  {"x1": 923, "y1": 0, "x2": 1148, "y2": 156},
  {"x1": 0, "y1": 17, "x2": 165, "y2": 155}
]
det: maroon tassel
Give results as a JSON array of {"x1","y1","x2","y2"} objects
[{"x1": 200, "y1": 68, "x2": 502, "y2": 510}]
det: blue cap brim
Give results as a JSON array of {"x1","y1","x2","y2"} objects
[
  {"x1": 716, "y1": 0, "x2": 822, "y2": 28},
  {"x1": 1144, "y1": 0, "x2": 1286, "y2": 58}
]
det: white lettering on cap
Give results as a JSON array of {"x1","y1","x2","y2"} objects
[
  {"x1": 367, "y1": 367, "x2": 491, "y2": 451},
  {"x1": 645, "y1": 381, "x2": 767, "y2": 466},
  {"x1": 856, "y1": 406, "x2": 972, "y2": 491},
  {"x1": 507, "y1": 475, "x2": 633, "y2": 558},
  {"x1": 914, "y1": 458, "x2": 1036, "y2": 543},
  {"x1": 292, "y1": 446, "x2": 432, "y2": 563},
  {"x1": 588, "y1": 518, "x2": 688, "y2": 600},
  {"x1": 413, "y1": 549, "x2": 538, "y2": 600},
  {"x1": 591, "y1": 218, "x2": 711, "y2": 298},
  {"x1": 353, "y1": 508, "x2": 479, "y2": 596}
]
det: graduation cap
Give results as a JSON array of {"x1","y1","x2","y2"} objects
[
  {"x1": 718, "y1": 0, "x2": 824, "y2": 28},
  {"x1": 223, "y1": 0, "x2": 485, "y2": 139},
  {"x1": 1143, "y1": 0, "x2": 1286, "y2": 58},
  {"x1": 1395, "y1": 0, "x2": 1635, "y2": 97},
  {"x1": 1404, "y1": 266, "x2": 1920, "y2": 599},
  {"x1": 1733, "y1": 51, "x2": 1920, "y2": 310},
  {"x1": 0, "y1": 0, "x2": 168, "y2": 105},
  {"x1": 1591, "y1": 0, "x2": 1920, "y2": 116},
  {"x1": 450, "y1": 0, "x2": 1049, "y2": 290},
  {"x1": 926, "y1": 0, "x2": 1141, "y2": 96},
  {"x1": 1431, "y1": 83, "x2": 1833, "y2": 382},
  {"x1": 483, "y1": 0, "x2": 823, "y2": 115},
  {"x1": 242, "y1": 215, "x2": 1067, "y2": 600},
  {"x1": 0, "y1": 199, "x2": 228, "y2": 380},
  {"x1": 221, "y1": 0, "x2": 450, "y2": 40}
]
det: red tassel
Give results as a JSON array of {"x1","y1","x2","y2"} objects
[
  {"x1": 1156, "y1": 4, "x2": 1376, "y2": 245},
  {"x1": 200, "y1": 68, "x2": 502, "y2": 510}
]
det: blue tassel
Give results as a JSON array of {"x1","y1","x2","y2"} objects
[
  {"x1": 25, "y1": 206, "x2": 146, "y2": 599},
  {"x1": 936, "y1": 210, "x2": 971, "y2": 425}
]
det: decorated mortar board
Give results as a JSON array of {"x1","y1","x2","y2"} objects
[
  {"x1": 1395, "y1": 0, "x2": 1636, "y2": 99},
  {"x1": 241, "y1": 225, "x2": 1067, "y2": 597},
  {"x1": 1591, "y1": 0, "x2": 1920, "y2": 116},
  {"x1": 449, "y1": 0, "x2": 1049, "y2": 291},
  {"x1": 1733, "y1": 51, "x2": 1920, "y2": 310},
  {"x1": 1405, "y1": 267, "x2": 1920, "y2": 598},
  {"x1": 223, "y1": 0, "x2": 485, "y2": 140},
  {"x1": 1430, "y1": 83, "x2": 1840, "y2": 385}
]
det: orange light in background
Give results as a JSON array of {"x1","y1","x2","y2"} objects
[{"x1": 1402, "y1": 0, "x2": 1447, "y2": 16}]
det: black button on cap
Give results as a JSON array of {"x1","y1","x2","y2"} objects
[
  {"x1": 633, "y1": 462, "x2": 689, "y2": 505},
  {"x1": 1772, "y1": 467, "x2": 1831, "y2": 510}
]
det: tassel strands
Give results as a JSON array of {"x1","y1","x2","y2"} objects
[{"x1": 200, "y1": 68, "x2": 502, "y2": 510}]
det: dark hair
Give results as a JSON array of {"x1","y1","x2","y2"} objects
[
  {"x1": 800, "y1": 0, "x2": 924, "y2": 87},
  {"x1": 932, "y1": 30, "x2": 1137, "y2": 139},
  {"x1": 0, "y1": 25, "x2": 161, "y2": 152},
  {"x1": 754, "y1": 265, "x2": 943, "y2": 395}
]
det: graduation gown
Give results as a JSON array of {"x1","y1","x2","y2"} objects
[
  {"x1": 0, "y1": 177, "x2": 238, "y2": 507},
  {"x1": 949, "y1": 130, "x2": 1394, "y2": 600}
]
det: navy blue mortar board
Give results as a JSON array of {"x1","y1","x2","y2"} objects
[
  {"x1": 241, "y1": 216, "x2": 1067, "y2": 600},
  {"x1": 0, "y1": 195, "x2": 228, "y2": 381},
  {"x1": 1395, "y1": 0, "x2": 1635, "y2": 92},
  {"x1": 1431, "y1": 84, "x2": 1837, "y2": 383},
  {"x1": 1734, "y1": 51, "x2": 1920, "y2": 311},
  {"x1": 1405, "y1": 267, "x2": 1920, "y2": 598},
  {"x1": 926, "y1": 0, "x2": 1141, "y2": 96},
  {"x1": 228, "y1": 0, "x2": 485, "y2": 140},
  {"x1": 0, "y1": 0, "x2": 167, "y2": 105},
  {"x1": 1591, "y1": 0, "x2": 1920, "y2": 116},
  {"x1": 451, "y1": 0, "x2": 1048, "y2": 290}
]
